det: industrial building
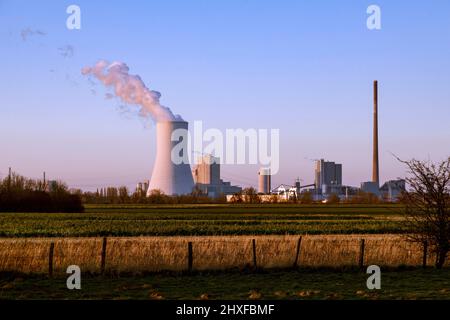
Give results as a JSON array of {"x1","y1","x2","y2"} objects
[
  {"x1": 258, "y1": 168, "x2": 271, "y2": 194},
  {"x1": 360, "y1": 181, "x2": 380, "y2": 196},
  {"x1": 380, "y1": 179, "x2": 405, "y2": 201},
  {"x1": 358, "y1": 81, "x2": 406, "y2": 199},
  {"x1": 144, "y1": 81, "x2": 406, "y2": 202},
  {"x1": 285, "y1": 81, "x2": 404, "y2": 202},
  {"x1": 192, "y1": 154, "x2": 242, "y2": 198},
  {"x1": 136, "y1": 180, "x2": 149, "y2": 196},
  {"x1": 270, "y1": 179, "x2": 302, "y2": 201},
  {"x1": 314, "y1": 159, "x2": 342, "y2": 194}
]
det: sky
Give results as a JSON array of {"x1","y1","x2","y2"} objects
[{"x1": 0, "y1": 0, "x2": 449, "y2": 191}]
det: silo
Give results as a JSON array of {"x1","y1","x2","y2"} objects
[
  {"x1": 147, "y1": 121, "x2": 194, "y2": 196},
  {"x1": 258, "y1": 168, "x2": 271, "y2": 194}
]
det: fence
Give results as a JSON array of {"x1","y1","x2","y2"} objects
[{"x1": 0, "y1": 235, "x2": 446, "y2": 275}]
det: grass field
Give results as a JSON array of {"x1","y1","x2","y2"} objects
[
  {"x1": 1, "y1": 268, "x2": 449, "y2": 300},
  {"x1": 1, "y1": 234, "x2": 444, "y2": 274},
  {"x1": 0, "y1": 204, "x2": 447, "y2": 301},
  {"x1": 0, "y1": 204, "x2": 407, "y2": 237}
]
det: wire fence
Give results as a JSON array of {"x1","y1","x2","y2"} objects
[{"x1": 0, "y1": 235, "x2": 447, "y2": 275}]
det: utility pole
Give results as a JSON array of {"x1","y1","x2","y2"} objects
[{"x1": 8, "y1": 167, "x2": 11, "y2": 192}]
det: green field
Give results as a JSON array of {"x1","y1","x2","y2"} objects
[
  {"x1": 0, "y1": 204, "x2": 407, "y2": 237},
  {"x1": 1, "y1": 268, "x2": 449, "y2": 300},
  {"x1": 1, "y1": 204, "x2": 447, "y2": 301}
]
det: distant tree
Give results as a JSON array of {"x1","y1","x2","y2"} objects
[
  {"x1": 130, "y1": 189, "x2": 147, "y2": 204},
  {"x1": 229, "y1": 191, "x2": 243, "y2": 203},
  {"x1": 269, "y1": 194, "x2": 279, "y2": 204},
  {"x1": 147, "y1": 189, "x2": 167, "y2": 204},
  {"x1": 397, "y1": 157, "x2": 450, "y2": 269},
  {"x1": 69, "y1": 188, "x2": 83, "y2": 196},
  {"x1": 215, "y1": 193, "x2": 227, "y2": 204},
  {"x1": 0, "y1": 172, "x2": 83, "y2": 212},
  {"x1": 347, "y1": 191, "x2": 380, "y2": 204},
  {"x1": 327, "y1": 193, "x2": 341, "y2": 204},
  {"x1": 299, "y1": 191, "x2": 313, "y2": 204},
  {"x1": 108, "y1": 187, "x2": 120, "y2": 203},
  {"x1": 118, "y1": 186, "x2": 129, "y2": 203},
  {"x1": 190, "y1": 186, "x2": 204, "y2": 197},
  {"x1": 49, "y1": 181, "x2": 70, "y2": 195},
  {"x1": 243, "y1": 187, "x2": 260, "y2": 204}
]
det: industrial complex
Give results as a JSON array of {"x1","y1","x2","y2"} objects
[{"x1": 138, "y1": 80, "x2": 405, "y2": 202}]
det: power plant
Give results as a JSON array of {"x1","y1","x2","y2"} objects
[
  {"x1": 129, "y1": 80, "x2": 403, "y2": 201},
  {"x1": 82, "y1": 61, "x2": 405, "y2": 201},
  {"x1": 238, "y1": 80, "x2": 405, "y2": 203},
  {"x1": 147, "y1": 121, "x2": 195, "y2": 196}
]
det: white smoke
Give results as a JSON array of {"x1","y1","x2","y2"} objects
[
  {"x1": 21, "y1": 28, "x2": 46, "y2": 41},
  {"x1": 81, "y1": 60, "x2": 182, "y2": 122},
  {"x1": 58, "y1": 45, "x2": 75, "y2": 58}
]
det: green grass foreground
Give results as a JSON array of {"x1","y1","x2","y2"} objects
[
  {"x1": 0, "y1": 268, "x2": 449, "y2": 300},
  {"x1": 0, "y1": 204, "x2": 407, "y2": 237}
]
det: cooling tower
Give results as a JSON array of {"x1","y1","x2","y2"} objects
[{"x1": 147, "y1": 121, "x2": 194, "y2": 196}]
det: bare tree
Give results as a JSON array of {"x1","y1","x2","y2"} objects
[
  {"x1": 326, "y1": 193, "x2": 341, "y2": 204},
  {"x1": 398, "y1": 156, "x2": 450, "y2": 268},
  {"x1": 229, "y1": 191, "x2": 243, "y2": 203},
  {"x1": 243, "y1": 187, "x2": 261, "y2": 204},
  {"x1": 299, "y1": 191, "x2": 313, "y2": 204}
]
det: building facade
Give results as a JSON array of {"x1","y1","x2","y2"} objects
[
  {"x1": 380, "y1": 179, "x2": 405, "y2": 201},
  {"x1": 192, "y1": 155, "x2": 242, "y2": 198},
  {"x1": 315, "y1": 159, "x2": 343, "y2": 191}
]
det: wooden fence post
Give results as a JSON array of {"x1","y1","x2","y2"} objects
[
  {"x1": 100, "y1": 237, "x2": 107, "y2": 275},
  {"x1": 252, "y1": 239, "x2": 257, "y2": 269},
  {"x1": 48, "y1": 242, "x2": 55, "y2": 278},
  {"x1": 293, "y1": 236, "x2": 302, "y2": 268},
  {"x1": 187, "y1": 242, "x2": 193, "y2": 272},
  {"x1": 422, "y1": 241, "x2": 428, "y2": 268},
  {"x1": 358, "y1": 239, "x2": 365, "y2": 270}
]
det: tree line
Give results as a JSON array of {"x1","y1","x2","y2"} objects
[
  {"x1": 0, "y1": 172, "x2": 84, "y2": 212},
  {"x1": 83, "y1": 186, "x2": 392, "y2": 205},
  {"x1": 82, "y1": 187, "x2": 227, "y2": 204}
]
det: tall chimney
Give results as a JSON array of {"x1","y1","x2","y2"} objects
[{"x1": 372, "y1": 80, "x2": 379, "y2": 186}]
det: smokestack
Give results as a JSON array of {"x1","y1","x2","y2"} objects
[
  {"x1": 372, "y1": 80, "x2": 379, "y2": 186},
  {"x1": 147, "y1": 121, "x2": 194, "y2": 195}
]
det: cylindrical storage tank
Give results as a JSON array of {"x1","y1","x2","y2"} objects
[
  {"x1": 147, "y1": 121, "x2": 194, "y2": 196},
  {"x1": 258, "y1": 168, "x2": 271, "y2": 194}
]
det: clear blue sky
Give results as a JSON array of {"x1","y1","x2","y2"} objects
[{"x1": 1, "y1": 0, "x2": 449, "y2": 191}]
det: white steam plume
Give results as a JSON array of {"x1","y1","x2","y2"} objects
[{"x1": 81, "y1": 60, "x2": 182, "y2": 122}]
